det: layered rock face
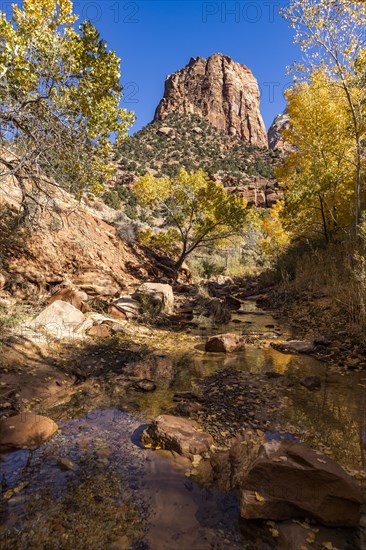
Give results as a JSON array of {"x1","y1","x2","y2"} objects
[
  {"x1": 154, "y1": 53, "x2": 267, "y2": 147},
  {"x1": 268, "y1": 110, "x2": 291, "y2": 151}
]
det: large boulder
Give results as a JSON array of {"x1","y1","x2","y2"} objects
[
  {"x1": 28, "y1": 300, "x2": 85, "y2": 338},
  {"x1": 141, "y1": 414, "x2": 213, "y2": 458},
  {"x1": 240, "y1": 440, "x2": 363, "y2": 527},
  {"x1": 205, "y1": 333, "x2": 245, "y2": 353},
  {"x1": 136, "y1": 283, "x2": 174, "y2": 315},
  {"x1": 0, "y1": 413, "x2": 58, "y2": 452}
]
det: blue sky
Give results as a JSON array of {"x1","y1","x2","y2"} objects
[{"x1": 75, "y1": 1, "x2": 299, "y2": 133}]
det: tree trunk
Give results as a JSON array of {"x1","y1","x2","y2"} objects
[{"x1": 319, "y1": 195, "x2": 329, "y2": 244}]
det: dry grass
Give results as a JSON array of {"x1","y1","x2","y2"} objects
[{"x1": 272, "y1": 234, "x2": 366, "y2": 335}]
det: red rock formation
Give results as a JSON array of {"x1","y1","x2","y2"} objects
[{"x1": 154, "y1": 53, "x2": 267, "y2": 147}]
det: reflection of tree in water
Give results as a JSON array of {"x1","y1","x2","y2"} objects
[
  {"x1": 0, "y1": 438, "x2": 143, "y2": 549},
  {"x1": 282, "y1": 372, "x2": 366, "y2": 471}
]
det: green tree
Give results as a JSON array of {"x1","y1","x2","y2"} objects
[
  {"x1": 0, "y1": 0, "x2": 134, "y2": 217},
  {"x1": 134, "y1": 168, "x2": 249, "y2": 272}
]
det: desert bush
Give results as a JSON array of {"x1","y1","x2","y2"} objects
[
  {"x1": 189, "y1": 256, "x2": 226, "y2": 279},
  {"x1": 138, "y1": 293, "x2": 164, "y2": 321},
  {"x1": 114, "y1": 212, "x2": 140, "y2": 244},
  {"x1": 102, "y1": 191, "x2": 121, "y2": 210}
]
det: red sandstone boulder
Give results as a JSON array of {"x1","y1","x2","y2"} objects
[
  {"x1": 0, "y1": 413, "x2": 58, "y2": 452},
  {"x1": 240, "y1": 440, "x2": 363, "y2": 527},
  {"x1": 141, "y1": 414, "x2": 213, "y2": 458},
  {"x1": 205, "y1": 333, "x2": 245, "y2": 353}
]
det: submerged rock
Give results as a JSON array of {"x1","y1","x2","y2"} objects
[
  {"x1": 275, "y1": 340, "x2": 315, "y2": 354},
  {"x1": 58, "y1": 457, "x2": 76, "y2": 471},
  {"x1": 205, "y1": 333, "x2": 245, "y2": 353},
  {"x1": 141, "y1": 414, "x2": 213, "y2": 458},
  {"x1": 300, "y1": 376, "x2": 321, "y2": 390},
  {"x1": 240, "y1": 440, "x2": 363, "y2": 526},
  {"x1": 0, "y1": 413, "x2": 58, "y2": 452}
]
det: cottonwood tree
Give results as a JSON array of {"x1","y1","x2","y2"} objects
[
  {"x1": 134, "y1": 169, "x2": 249, "y2": 272},
  {"x1": 0, "y1": 0, "x2": 134, "y2": 218},
  {"x1": 277, "y1": 70, "x2": 355, "y2": 242},
  {"x1": 282, "y1": 0, "x2": 366, "y2": 232}
]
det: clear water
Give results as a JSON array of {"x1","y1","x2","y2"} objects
[{"x1": 0, "y1": 302, "x2": 365, "y2": 549}]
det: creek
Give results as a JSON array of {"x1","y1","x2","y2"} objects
[{"x1": 0, "y1": 301, "x2": 365, "y2": 549}]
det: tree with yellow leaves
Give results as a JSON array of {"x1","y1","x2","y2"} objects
[
  {"x1": 260, "y1": 201, "x2": 290, "y2": 260},
  {"x1": 134, "y1": 169, "x2": 249, "y2": 272},
  {"x1": 282, "y1": 0, "x2": 366, "y2": 233},
  {"x1": 0, "y1": 0, "x2": 134, "y2": 217},
  {"x1": 277, "y1": 70, "x2": 355, "y2": 242}
]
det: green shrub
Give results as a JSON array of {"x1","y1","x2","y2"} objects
[{"x1": 102, "y1": 191, "x2": 121, "y2": 210}]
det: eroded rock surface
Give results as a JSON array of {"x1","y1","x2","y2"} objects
[
  {"x1": 154, "y1": 53, "x2": 267, "y2": 147},
  {"x1": 141, "y1": 414, "x2": 213, "y2": 458},
  {"x1": 240, "y1": 440, "x2": 363, "y2": 527}
]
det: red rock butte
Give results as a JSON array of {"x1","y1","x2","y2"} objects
[{"x1": 154, "y1": 53, "x2": 268, "y2": 148}]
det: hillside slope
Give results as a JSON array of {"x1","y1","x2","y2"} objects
[{"x1": 114, "y1": 113, "x2": 282, "y2": 208}]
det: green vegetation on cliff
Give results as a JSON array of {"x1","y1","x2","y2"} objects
[{"x1": 114, "y1": 113, "x2": 279, "y2": 183}]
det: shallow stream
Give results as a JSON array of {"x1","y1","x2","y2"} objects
[{"x1": 1, "y1": 302, "x2": 365, "y2": 549}]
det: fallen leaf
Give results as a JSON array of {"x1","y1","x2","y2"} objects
[{"x1": 255, "y1": 491, "x2": 265, "y2": 502}]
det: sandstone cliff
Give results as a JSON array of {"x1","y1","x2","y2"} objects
[
  {"x1": 154, "y1": 53, "x2": 267, "y2": 147},
  {"x1": 267, "y1": 110, "x2": 291, "y2": 151}
]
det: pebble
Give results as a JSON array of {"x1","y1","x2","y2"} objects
[{"x1": 58, "y1": 457, "x2": 76, "y2": 471}]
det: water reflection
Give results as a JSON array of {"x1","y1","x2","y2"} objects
[{"x1": 1, "y1": 301, "x2": 365, "y2": 549}]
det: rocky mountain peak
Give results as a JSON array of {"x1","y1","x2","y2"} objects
[
  {"x1": 268, "y1": 110, "x2": 291, "y2": 151},
  {"x1": 154, "y1": 53, "x2": 267, "y2": 147}
]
